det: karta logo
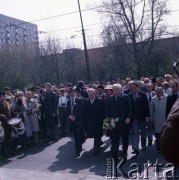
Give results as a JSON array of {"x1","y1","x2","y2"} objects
[{"x1": 106, "y1": 158, "x2": 178, "y2": 179}]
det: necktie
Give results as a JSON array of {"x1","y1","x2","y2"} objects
[
  {"x1": 149, "y1": 93, "x2": 151, "y2": 102},
  {"x1": 71, "y1": 98, "x2": 74, "y2": 115},
  {"x1": 134, "y1": 94, "x2": 137, "y2": 103}
]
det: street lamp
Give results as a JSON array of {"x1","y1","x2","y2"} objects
[{"x1": 77, "y1": 0, "x2": 91, "y2": 82}]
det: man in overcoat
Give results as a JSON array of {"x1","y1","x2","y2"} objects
[
  {"x1": 106, "y1": 84, "x2": 132, "y2": 159},
  {"x1": 44, "y1": 83, "x2": 59, "y2": 142},
  {"x1": 84, "y1": 88, "x2": 105, "y2": 155}
]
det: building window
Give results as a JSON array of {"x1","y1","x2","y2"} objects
[
  {"x1": 7, "y1": 33, "x2": 11, "y2": 38},
  {"x1": 6, "y1": 27, "x2": 10, "y2": 32},
  {"x1": 6, "y1": 21, "x2": 10, "y2": 26}
]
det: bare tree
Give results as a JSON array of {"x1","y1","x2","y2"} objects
[
  {"x1": 39, "y1": 37, "x2": 67, "y2": 85},
  {"x1": 99, "y1": 0, "x2": 169, "y2": 77}
]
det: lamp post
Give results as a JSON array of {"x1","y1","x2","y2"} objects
[{"x1": 77, "y1": 0, "x2": 91, "y2": 82}]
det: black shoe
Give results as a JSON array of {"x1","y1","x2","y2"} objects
[
  {"x1": 148, "y1": 141, "x2": 152, "y2": 146},
  {"x1": 82, "y1": 136, "x2": 86, "y2": 144},
  {"x1": 54, "y1": 138, "x2": 59, "y2": 142},
  {"x1": 76, "y1": 146, "x2": 82, "y2": 154},
  {"x1": 76, "y1": 153, "x2": 80, "y2": 158},
  {"x1": 121, "y1": 152, "x2": 128, "y2": 159},
  {"x1": 21, "y1": 145, "x2": 26, "y2": 150},
  {"x1": 2, "y1": 151, "x2": 10, "y2": 157},
  {"x1": 8, "y1": 149, "x2": 15, "y2": 155},
  {"x1": 99, "y1": 140, "x2": 104, "y2": 147},
  {"x1": 93, "y1": 149, "x2": 99, "y2": 156},
  {"x1": 33, "y1": 143, "x2": 40, "y2": 147},
  {"x1": 132, "y1": 150, "x2": 139, "y2": 155},
  {"x1": 49, "y1": 137, "x2": 59, "y2": 142}
]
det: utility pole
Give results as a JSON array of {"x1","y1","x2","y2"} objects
[{"x1": 77, "y1": 0, "x2": 91, "y2": 82}]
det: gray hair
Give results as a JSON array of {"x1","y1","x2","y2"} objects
[
  {"x1": 146, "y1": 83, "x2": 153, "y2": 87},
  {"x1": 128, "y1": 80, "x2": 134, "y2": 85},
  {"x1": 139, "y1": 81, "x2": 144, "y2": 86},
  {"x1": 155, "y1": 86, "x2": 163, "y2": 92},
  {"x1": 87, "y1": 88, "x2": 96, "y2": 94},
  {"x1": 112, "y1": 84, "x2": 122, "y2": 90}
]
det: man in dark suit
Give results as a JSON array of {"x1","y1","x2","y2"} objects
[
  {"x1": 96, "y1": 85, "x2": 106, "y2": 100},
  {"x1": 129, "y1": 82, "x2": 150, "y2": 155},
  {"x1": 44, "y1": 83, "x2": 59, "y2": 142},
  {"x1": 123, "y1": 81, "x2": 133, "y2": 94},
  {"x1": 166, "y1": 81, "x2": 179, "y2": 118},
  {"x1": 78, "y1": 81, "x2": 88, "y2": 99},
  {"x1": 146, "y1": 83, "x2": 156, "y2": 146},
  {"x1": 106, "y1": 84, "x2": 132, "y2": 159},
  {"x1": 84, "y1": 88, "x2": 105, "y2": 155},
  {"x1": 67, "y1": 88, "x2": 85, "y2": 157}
]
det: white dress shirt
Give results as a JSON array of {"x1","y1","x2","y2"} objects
[{"x1": 58, "y1": 96, "x2": 67, "y2": 107}]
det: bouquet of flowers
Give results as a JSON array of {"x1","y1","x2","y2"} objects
[{"x1": 103, "y1": 117, "x2": 119, "y2": 130}]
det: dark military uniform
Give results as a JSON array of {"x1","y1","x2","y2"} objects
[{"x1": 0, "y1": 101, "x2": 12, "y2": 156}]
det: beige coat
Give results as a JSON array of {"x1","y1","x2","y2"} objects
[
  {"x1": 26, "y1": 99, "x2": 39, "y2": 132},
  {"x1": 150, "y1": 95, "x2": 167, "y2": 133}
]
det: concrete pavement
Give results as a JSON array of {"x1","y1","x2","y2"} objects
[{"x1": 0, "y1": 134, "x2": 178, "y2": 180}]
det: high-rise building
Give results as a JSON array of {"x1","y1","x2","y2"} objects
[{"x1": 0, "y1": 14, "x2": 39, "y2": 49}]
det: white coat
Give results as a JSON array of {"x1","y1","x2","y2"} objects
[
  {"x1": 26, "y1": 98, "x2": 39, "y2": 132},
  {"x1": 150, "y1": 95, "x2": 168, "y2": 133}
]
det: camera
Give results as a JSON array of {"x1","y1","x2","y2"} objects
[{"x1": 62, "y1": 103, "x2": 65, "y2": 106}]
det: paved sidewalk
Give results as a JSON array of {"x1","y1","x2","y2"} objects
[
  {"x1": 1, "y1": 136, "x2": 178, "y2": 180},
  {"x1": 0, "y1": 167, "x2": 167, "y2": 180},
  {"x1": 0, "y1": 168, "x2": 105, "y2": 180}
]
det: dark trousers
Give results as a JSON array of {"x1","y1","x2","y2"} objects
[
  {"x1": 59, "y1": 107, "x2": 68, "y2": 132},
  {"x1": 11, "y1": 133, "x2": 26, "y2": 150},
  {"x1": 155, "y1": 133, "x2": 160, "y2": 150},
  {"x1": 49, "y1": 125, "x2": 59, "y2": 140},
  {"x1": 94, "y1": 137, "x2": 102, "y2": 149},
  {"x1": 111, "y1": 136, "x2": 129, "y2": 157},
  {"x1": 0, "y1": 121, "x2": 12, "y2": 155},
  {"x1": 147, "y1": 123, "x2": 154, "y2": 142},
  {"x1": 38, "y1": 116, "x2": 48, "y2": 138},
  {"x1": 132, "y1": 119, "x2": 146, "y2": 150},
  {"x1": 71, "y1": 122, "x2": 85, "y2": 153},
  {"x1": 1, "y1": 131, "x2": 11, "y2": 154}
]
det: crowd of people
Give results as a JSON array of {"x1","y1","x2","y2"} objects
[{"x1": 0, "y1": 74, "x2": 179, "y2": 159}]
